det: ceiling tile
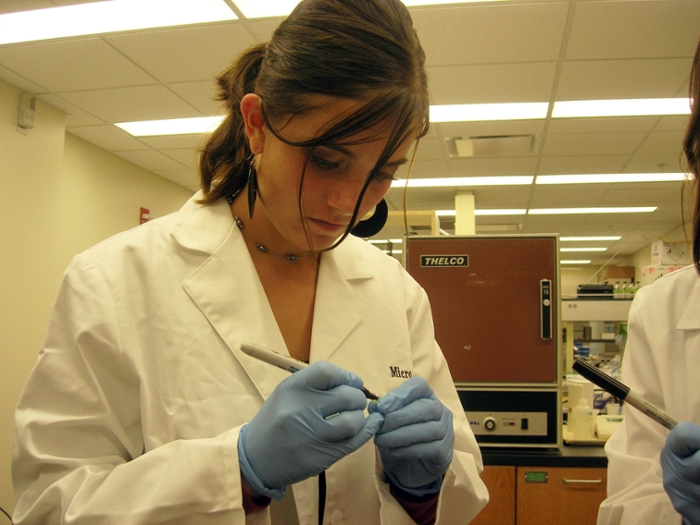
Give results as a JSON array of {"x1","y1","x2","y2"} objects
[
  {"x1": 167, "y1": 81, "x2": 223, "y2": 116},
  {"x1": 411, "y1": 2, "x2": 569, "y2": 67},
  {"x1": 0, "y1": 38, "x2": 157, "y2": 92},
  {"x1": 414, "y1": 137, "x2": 446, "y2": 161},
  {"x1": 138, "y1": 134, "x2": 207, "y2": 150},
  {"x1": 537, "y1": 155, "x2": 629, "y2": 175},
  {"x1": 543, "y1": 131, "x2": 648, "y2": 156},
  {"x1": 427, "y1": 62, "x2": 557, "y2": 104},
  {"x1": 114, "y1": 150, "x2": 188, "y2": 172},
  {"x1": 566, "y1": 0, "x2": 700, "y2": 60},
  {"x1": 0, "y1": 65, "x2": 46, "y2": 93},
  {"x1": 38, "y1": 93, "x2": 105, "y2": 126},
  {"x1": 448, "y1": 156, "x2": 538, "y2": 176},
  {"x1": 529, "y1": 186, "x2": 609, "y2": 207},
  {"x1": 556, "y1": 58, "x2": 693, "y2": 100},
  {"x1": 162, "y1": 149, "x2": 199, "y2": 170},
  {"x1": 60, "y1": 85, "x2": 202, "y2": 123},
  {"x1": 624, "y1": 130, "x2": 688, "y2": 173},
  {"x1": 104, "y1": 23, "x2": 257, "y2": 83},
  {"x1": 547, "y1": 117, "x2": 658, "y2": 134},
  {"x1": 68, "y1": 125, "x2": 150, "y2": 152},
  {"x1": 0, "y1": 0, "x2": 52, "y2": 14}
]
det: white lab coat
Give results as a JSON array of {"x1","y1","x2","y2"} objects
[
  {"x1": 12, "y1": 193, "x2": 488, "y2": 525},
  {"x1": 597, "y1": 265, "x2": 700, "y2": 525}
]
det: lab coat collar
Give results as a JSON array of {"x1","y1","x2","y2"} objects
[
  {"x1": 175, "y1": 194, "x2": 376, "y2": 398},
  {"x1": 170, "y1": 191, "x2": 233, "y2": 255},
  {"x1": 678, "y1": 270, "x2": 700, "y2": 330}
]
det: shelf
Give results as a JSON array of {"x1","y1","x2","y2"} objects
[{"x1": 562, "y1": 300, "x2": 631, "y2": 322}]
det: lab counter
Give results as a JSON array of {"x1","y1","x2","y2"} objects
[{"x1": 481, "y1": 444, "x2": 607, "y2": 468}]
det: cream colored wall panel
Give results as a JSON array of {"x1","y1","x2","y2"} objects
[
  {"x1": 167, "y1": 80, "x2": 223, "y2": 115},
  {"x1": 68, "y1": 125, "x2": 149, "y2": 152},
  {"x1": 114, "y1": 149, "x2": 188, "y2": 172},
  {"x1": 39, "y1": 93, "x2": 105, "y2": 126}
]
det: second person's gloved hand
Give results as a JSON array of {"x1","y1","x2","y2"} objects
[
  {"x1": 368, "y1": 376, "x2": 454, "y2": 496},
  {"x1": 661, "y1": 421, "x2": 700, "y2": 525},
  {"x1": 238, "y1": 361, "x2": 384, "y2": 499}
]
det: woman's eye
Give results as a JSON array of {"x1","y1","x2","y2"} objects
[
  {"x1": 373, "y1": 172, "x2": 397, "y2": 182},
  {"x1": 311, "y1": 155, "x2": 341, "y2": 171}
]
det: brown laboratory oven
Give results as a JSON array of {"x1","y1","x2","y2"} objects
[{"x1": 405, "y1": 235, "x2": 561, "y2": 447}]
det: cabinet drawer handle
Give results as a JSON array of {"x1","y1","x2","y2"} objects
[{"x1": 563, "y1": 478, "x2": 603, "y2": 484}]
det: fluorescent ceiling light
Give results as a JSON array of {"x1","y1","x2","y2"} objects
[
  {"x1": 529, "y1": 207, "x2": 656, "y2": 215},
  {"x1": 234, "y1": 0, "x2": 299, "y2": 18},
  {"x1": 561, "y1": 260, "x2": 592, "y2": 265},
  {"x1": 236, "y1": 0, "x2": 513, "y2": 19},
  {"x1": 116, "y1": 116, "x2": 225, "y2": 136},
  {"x1": 537, "y1": 173, "x2": 687, "y2": 184},
  {"x1": 430, "y1": 103, "x2": 548, "y2": 123},
  {"x1": 436, "y1": 209, "x2": 526, "y2": 217},
  {"x1": 391, "y1": 176, "x2": 532, "y2": 188},
  {"x1": 561, "y1": 236, "x2": 621, "y2": 241},
  {"x1": 475, "y1": 209, "x2": 527, "y2": 216},
  {"x1": 369, "y1": 239, "x2": 403, "y2": 244},
  {"x1": 560, "y1": 248, "x2": 606, "y2": 252},
  {"x1": 0, "y1": 0, "x2": 237, "y2": 46},
  {"x1": 552, "y1": 98, "x2": 691, "y2": 119}
]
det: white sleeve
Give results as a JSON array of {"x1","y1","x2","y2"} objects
[
  {"x1": 596, "y1": 292, "x2": 683, "y2": 525},
  {"x1": 12, "y1": 254, "x2": 251, "y2": 525}
]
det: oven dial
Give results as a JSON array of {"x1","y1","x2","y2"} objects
[{"x1": 483, "y1": 417, "x2": 497, "y2": 432}]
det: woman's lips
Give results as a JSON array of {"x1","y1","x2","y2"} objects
[{"x1": 308, "y1": 217, "x2": 347, "y2": 233}]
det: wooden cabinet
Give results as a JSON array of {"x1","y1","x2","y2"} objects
[
  {"x1": 471, "y1": 466, "x2": 516, "y2": 525},
  {"x1": 471, "y1": 465, "x2": 607, "y2": 525}
]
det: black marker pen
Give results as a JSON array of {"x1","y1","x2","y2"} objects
[
  {"x1": 572, "y1": 358, "x2": 678, "y2": 431},
  {"x1": 241, "y1": 343, "x2": 380, "y2": 400}
]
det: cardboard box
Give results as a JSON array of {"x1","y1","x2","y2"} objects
[
  {"x1": 640, "y1": 265, "x2": 676, "y2": 287},
  {"x1": 603, "y1": 266, "x2": 635, "y2": 281},
  {"x1": 651, "y1": 241, "x2": 691, "y2": 266}
]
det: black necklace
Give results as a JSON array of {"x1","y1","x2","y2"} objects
[{"x1": 233, "y1": 215, "x2": 300, "y2": 261}]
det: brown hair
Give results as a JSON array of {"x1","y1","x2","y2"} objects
[
  {"x1": 685, "y1": 39, "x2": 700, "y2": 269},
  {"x1": 198, "y1": 0, "x2": 429, "y2": 238}
]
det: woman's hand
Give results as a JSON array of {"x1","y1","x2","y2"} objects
[
  {"x1": 369, "y1": 377, "x2": 454, "y2": 496},
  {"x1": 238, "y1": 361, "x2": 384, "y2": 499}
]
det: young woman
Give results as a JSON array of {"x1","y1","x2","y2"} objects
[
  {"x1": 12, "y1": 1, "x2": 488, "y2": 524},
  {"x1": 597, "y1": 38, "x2": 700, "y2": 525}
]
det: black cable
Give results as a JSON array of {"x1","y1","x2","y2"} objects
[{"x1": 0, "y1": 506, "x2": 11, "y2": 524}]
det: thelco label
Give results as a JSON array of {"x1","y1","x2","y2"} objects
[{"x1": 420, "y1": 255, "x2": 469, "y2": 267}]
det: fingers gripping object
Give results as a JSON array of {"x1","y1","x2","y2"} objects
[
  {"x1": 238, "y1": 361, "x2": 384, "y2": 500},
  {"x1": 661, "y1": 422, "x2": 700, "y2": 524},
  {"x1": 368, "y1": 377, "x2": 454, "y2": 497}
]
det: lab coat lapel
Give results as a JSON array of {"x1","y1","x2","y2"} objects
[
  {"x1": 678, "y1": 275, "x2": 700, "y2": 330},
  {"x1": 310, "y1": 240, "x2": 373, "y2": 363},
  {"x1": 174, "y1": 195, "x2": 289, "y2": 400}
]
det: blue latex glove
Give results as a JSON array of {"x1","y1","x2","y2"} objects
[
  {"x1": 368, "y1": 376, "x2": 454, "y2": 496},
  {"x1": 661, "y1": 421, "x2": 700, "y2": 525},
  {"x1": 238, "y1": 361, "x2": 384, "y2": 499}
]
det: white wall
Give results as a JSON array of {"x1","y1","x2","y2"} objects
[{"x1": 0, "y1": 79, "x2": 193, "y2": 516}]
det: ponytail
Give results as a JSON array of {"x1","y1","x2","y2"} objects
[{"x1": 198, "y1": 43, "x2": 266, "y2": 204}]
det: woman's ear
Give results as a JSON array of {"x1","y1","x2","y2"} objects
[{"x1": 240, "y1": 93, "x2": 265, "y2": 154}]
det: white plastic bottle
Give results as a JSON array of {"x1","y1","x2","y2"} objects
[{"x1": 572, "y1": 398, "x2": 594, "y2": 440}]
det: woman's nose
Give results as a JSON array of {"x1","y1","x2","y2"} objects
[{"x1": 327, "y1": 180, "x2": 365, "y2": 214}]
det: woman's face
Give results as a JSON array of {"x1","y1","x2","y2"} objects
[{"x1": 243, "y1": 94, "x2": 416, "y2": 253}]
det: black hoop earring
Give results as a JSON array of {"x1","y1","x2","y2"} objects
[
  {"x1": 247, "y1": 154, "x2": 258, "y2": 219},
  {"x1": 351, "y1": 199, "x2": 388, "y2": 238}
]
